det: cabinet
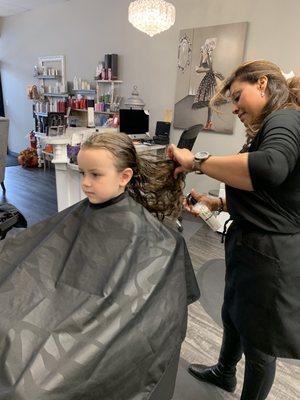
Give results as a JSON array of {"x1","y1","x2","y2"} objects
[
  {"x1": 31, "y1": 58, "x2": 123, "y2": 135},
  {"x1": 35, "y1": 55, "x2": 67, "y2": 98},
  {"x1": 31, "y1": 55, "x2": 68, "y2": 167}
]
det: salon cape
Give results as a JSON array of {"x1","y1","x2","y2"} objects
[{"x1": 0, "y1": 192, "x2": 199, "y2": 400}]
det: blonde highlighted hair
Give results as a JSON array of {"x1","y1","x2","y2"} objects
[{"x1": 211, "y1": 60, "x2": 300, "y2": 139}]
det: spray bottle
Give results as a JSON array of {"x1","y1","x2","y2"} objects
[{"x1": 186, "y1": 193, "x2": 221, "y2": 231}]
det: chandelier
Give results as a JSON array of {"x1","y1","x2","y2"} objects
[{"x1": 128, "y1": 0, "x2": 176, "y2": 37}]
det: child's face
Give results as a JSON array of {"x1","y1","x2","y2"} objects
[{"x1": 78, "y1": 148, "x2": 132, "y2": 204}]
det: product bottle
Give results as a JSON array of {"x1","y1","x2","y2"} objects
[
  {"x1": 87, "y1": 99, "x2": 95, "y2": 128},
  {"x1": 193, "y1": 203, "x2": 221, "y2": 231},
  {"x1": 73, "y1": 76, "x2": 78, "y2": 90},
  {"x1": 186, "y1": 193, "x2": 221, "y2": 231},
  {"x1": 96, "y1": 63, "x2": 101, "y2": 79}
]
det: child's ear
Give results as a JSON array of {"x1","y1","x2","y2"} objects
[{"x1": 119, "y1": 168, "x2": 133, "y2": 188}]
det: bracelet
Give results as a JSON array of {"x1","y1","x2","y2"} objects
[{"x1": 217, "y1": 197, "x2": 224, "y2": 214}]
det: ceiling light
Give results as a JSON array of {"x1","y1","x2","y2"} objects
[{"x1": 128, "y1": 0, "x2": 176, "y2": 37}]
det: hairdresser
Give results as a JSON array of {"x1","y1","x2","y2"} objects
[{"x1": 167, "y1": 60, "x2": 300, "y2": 399}]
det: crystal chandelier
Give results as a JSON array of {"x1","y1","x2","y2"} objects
[{"x1": 128, "y1": 0, "x2": 176, "y2": 37}]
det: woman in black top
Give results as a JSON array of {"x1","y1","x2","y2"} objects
[{"x1": 167, "y1": 60, "x2": 300, "y2": 400}]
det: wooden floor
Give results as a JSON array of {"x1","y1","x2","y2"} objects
[
  {"x1": 180, "y1": 219, "x2": 300, "y2": 400},
  {"x1": 1, "y1": 166, "x2": 57, "y2": 226},
  {"x1": 2, "y1": 166, "x2": 300, "y2": 399}
]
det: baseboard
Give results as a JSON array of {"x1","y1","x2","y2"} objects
[{"x1": 8, "y1": 150, "x2": 18, "y2": 157}]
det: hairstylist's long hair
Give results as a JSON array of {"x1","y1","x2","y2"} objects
[
  {"x1": 82, "y1": 132, "x2": 184, "y2": 220},
  {"x1": 211, "y1": 60, "x2": 300, "y2": 139}
]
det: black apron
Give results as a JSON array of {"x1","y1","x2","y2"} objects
[
  {"x1": 224, "y1": 110, "x2": 300, "y2": 359},
  {"x1": 224, "y1": 222, "x2": 300, "y2": 359}
]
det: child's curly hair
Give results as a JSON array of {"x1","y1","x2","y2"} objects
[{"x1": 82, "y1": 131, "x2": 185, "y2": 220}]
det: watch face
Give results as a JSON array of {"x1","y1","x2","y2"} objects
[{"x1": 195, "y1": 151, "x2": 210, "y2": 160}]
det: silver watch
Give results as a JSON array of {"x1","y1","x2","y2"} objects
[{"x1": 192, "y1": 151, "x2": 211, "y2": 174}]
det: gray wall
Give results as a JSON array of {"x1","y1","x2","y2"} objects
[{"x1": 0, "y1": 0, "x2": 299, "y2": 192}]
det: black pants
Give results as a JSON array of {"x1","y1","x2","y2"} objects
[{"x1": 219, "y1": 306, "x2": 276, "y2": 400}]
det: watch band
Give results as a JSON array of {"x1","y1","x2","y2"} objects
[{"x1": 192, "y1": 154, "x2": 211, "y2": 174}]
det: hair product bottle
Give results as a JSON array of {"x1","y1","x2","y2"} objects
[
  {"x1": 87, "y1": 99, "x2": 95, "y2": 128},
  {"x1": 186, "y1": 193, "x2": 221, "y2": 231}
]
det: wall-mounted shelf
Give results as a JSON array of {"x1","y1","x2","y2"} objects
[
  {"x1": 35, "y1": 111, "x2": 48, "y2": 117},
  {"x1": 36, "y1": 75, "x2": 61, "y2": 80},
  {"x1": 71, "y1": 109, "x2": 118, "y2": 115},
  {"x1": 36, "y1": 55, "x2": 67, "y2": 103},
  {"x1": 95, "y1": 80, "x2": 123, "y2": 84},
  {"x1": 35, "y1": 111, "x2": 68, "y2": 117},
  {"x1": 95, "y1": 111, "x2": 117, "y2": 115},
  {"x1": 31, "y1": 56, "x2": 68, "y2": 160},
  {"x1": 38, "y1": 55, "x2": 66, "y2": 87},
  {"x1": 72, "y1": 89, "x2": 96, "y2": 96},
  {"x1": 33, "y1": 131, "x2": 47, "y2": 138},
  {"x1": 43, "y1": 93, "x2": 69, "y2": 97}
]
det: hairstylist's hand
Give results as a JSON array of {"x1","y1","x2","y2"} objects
[
  {"x1": 167, "y1": 144, "x2": 194, "y2": 177},
  {"x1": 184, "y1": 189, "x2": 220, "y2": 216}
]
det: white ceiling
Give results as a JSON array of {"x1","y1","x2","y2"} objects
[{"x1": 0, "y1": 0, "x2": 69, "y2": 17}]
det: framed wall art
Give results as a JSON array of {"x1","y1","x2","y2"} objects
[{"x1": 174, "y1": 22, "x2": 248, "y2": 133}]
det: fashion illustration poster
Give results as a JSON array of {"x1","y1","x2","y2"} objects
[{"x1": 174, "y1": 22, "x2": 248, "y2": 133}]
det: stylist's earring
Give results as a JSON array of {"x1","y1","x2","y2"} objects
[{"x1": 261, "y1": 91, "x2": 265, "y2": 97}]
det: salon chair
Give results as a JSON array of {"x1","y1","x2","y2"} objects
[
  {"x1": 176, "y1": 124, "x2": 203, "y2": 232},
  {"x1": 0, "y1": 202, "x2": 27, "y2": 240}
]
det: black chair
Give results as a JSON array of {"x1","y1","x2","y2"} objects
[
  {"x1": 153, "y1": 121, "x2": 171, "y2": 145},
  {"x1": 177, "y1": 123, "x2": 203, "y2": 151},
  {"x1": 176, "y1": 124, "x2": 203, "y2": 232},
  {"x1": 0, "y1": 202, "x2": 27, "y2": 240}
]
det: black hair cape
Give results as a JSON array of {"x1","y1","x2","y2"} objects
[{"x1": 0, "y1": 192, "x2": 199, "y2": 399}]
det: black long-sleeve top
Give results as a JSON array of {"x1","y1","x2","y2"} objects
[{"x1": 226, "y1": 109, "x2": 300, "y2": 233}]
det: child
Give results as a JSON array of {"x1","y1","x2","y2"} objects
[
  {"x1": 78, "y1": 131, "x2": 183, "y2": 218},
  {"x1": 0, "y1": 132, "x2": 199, "y2": 400}
]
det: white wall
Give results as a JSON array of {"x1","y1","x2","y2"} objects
[{"x1": 0, "y1": 0, "x2": 299, "y2": 192}]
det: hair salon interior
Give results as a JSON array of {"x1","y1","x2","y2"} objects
[{"x1": 0, "y1": 0, "x2": 300, "y2": 399}]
